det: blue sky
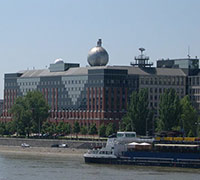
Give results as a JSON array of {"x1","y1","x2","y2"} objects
[{"x1": 0, "y1": 0, "x2": 200, "y2": 98}]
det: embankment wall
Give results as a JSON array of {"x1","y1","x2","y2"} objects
[{"x1": 0, "y1": 137, "x2": 106, "y2": 149}]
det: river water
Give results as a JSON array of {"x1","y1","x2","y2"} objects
[{"x1": 0, "y1": 153, "x2": 199, "y2": 180}]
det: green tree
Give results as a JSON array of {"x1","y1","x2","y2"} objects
[
  {"x1": 10, "y1": 91, "x2": 49, "y2": 136},
  {"x1": 89, "y1": 124, "x2": 97, "y2": 135},
  {"x1": 146, "y1": 108, "x2": 155, "y2": 136},
  {"x1": 157, "y1": 89, "x2": 181, "y2": 132},
  {"x1": 120, "y1": 115, "x2": 132, "y2": 131},
  {"x1": 73, "y1": 121, "x2": 80, "y2": 139},
  {"x1": 64, "y1": 123, "x2": 71, "y2": 135},
  {"x1": 25, "y1": 91, "x2": 49, "y2": 134},
  {"x1": 122, "y1": 89, "x2": 151, "y2": 135},
  {"x1": 50, "y1": 122, "x2": 57, "y2": 136},
  {"x1": 106, "y1": 123, "x2": 115, "y2": 137},
  {"x1": 180, "y1": 96, "x2": 198, "y2": 137},
  {"x1": 41, "y1": 120, "x2": 51, "y2": 134},
  {"x1": 99, "y1": 124, "x2": 106, "y2": 137},
  {"x1": 10, "y1": 97, "x2": 30, "y2": 136},
  {"x1": 56, "y1": 122, "x2": 65, "y2": 134},
  {"x1": 42, "y1": 122, "x2": 57, "y2": 137},
  {"x1": 5, "y1": 121, "x2": 16, "y2": 135},
  {"x1": 81, "y1": 126, "x2": 88, "y2": 135},
  {"x1": 0, "y1": 122, "x2": 6, "y2": 135}
]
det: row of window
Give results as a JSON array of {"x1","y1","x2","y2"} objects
[
  {"x1": 189, "y1": 77, "x2": 200, "y2": 86},
  {"x1": 140, "y1": 77, "x2": 185, "y2": 86},
  {"x1": 5, "y1": 80, "x2": 88, "y2": 87},
  {"x1": 6, "y1": 79, "x2": 134, "y2": 87},
  {"x1": 189, "y1": 88, "x2": 200, "y2": 94},
  {"x1": 190, "y1": 95, "x2": 200, "y2": 102},
  {"x1": 19, "y1": 87, "x2": 86, "y2": 93},
  {"x1": 148, "y1": 87, "x2": 185, "y2": 94}
]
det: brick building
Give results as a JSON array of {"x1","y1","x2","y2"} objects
[{"x1": 0, "y1": 40, "x2": 199, "y2": 131}]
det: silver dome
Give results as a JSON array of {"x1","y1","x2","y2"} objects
[
  {"x1": 54, "y1": 58, "x2": 64, "y2": 64},
  {"x1": 87, "y1": 39, "x2": 109, "y2": 66}
]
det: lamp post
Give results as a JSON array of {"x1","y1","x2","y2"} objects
[
  {"x1": 54, "y1": 117, "x2": 57, "y2": 139},
  {"x1": 39, "y1": 117, "x2": 41, "y2": 135}
]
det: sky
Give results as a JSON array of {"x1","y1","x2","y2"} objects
[{"x1": 0, "y1": 0, "x2": 200, "y2": 98}]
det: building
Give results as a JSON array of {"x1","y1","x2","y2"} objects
[
  {"x1": 0, "y1": 99, "x2": 3, "y2": 117},
  {"x1": 0, "y1": 39, "x2": 199, "y2": 131}
]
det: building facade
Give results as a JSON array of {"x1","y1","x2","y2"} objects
[
  {"x1": 0, "y1": 40, "x2": 199, "y2": 131},
  {"x1": 0, "y1": 99, "x2": 3, "y2": 117}
]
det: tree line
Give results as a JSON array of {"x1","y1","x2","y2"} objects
[
  {"x1": 0, "y1": 119, "x2": 117, "y2": 138},
  {"x1": 0, "y1": 91, "x2": 117, "y2": 138},
  {"x1": 1, "y1": 89, "x2": 199, "y2": 138},
  {"x1": 121, "y1": 88, "x2": 200, "y2": 137}
]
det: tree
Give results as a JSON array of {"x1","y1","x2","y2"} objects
[
  {"x1": 106, "y1": 123, "x2": 115, "y2": 137},
  {"x1": 65, "y1": 123, "x2": 72, "y2": 135},
  {"x1": 0, "y1": 122, "x2": 6, "y2": 135},
  {"x1": 99, "y1": 124, "x2": 106, "y2": 137},
  {"x1": 157, "y1": 88, "x2": 181, "y2": 132},
  {"x1": 10, "y1": 91, "x2": 49, "y2": 136},
  {"x1": 5, "y1": 121, "x2": 16, "y2": 135},
  {"x1": 120, "y1": 115, "x2": 132, "y2": 131},
  {"x1": 73, "y1": 121, "x2": 80, "y2": 139},
  {"x1": 122, "y1": 89, "x2": 151, "y2": 135},
  {"x1": 89, "y1": 124, "x2": 97, "y2": 135},
  {"x1": 146, "y1": 108, "x2": 155, "y2": 136},
  {"x1": 80, "y1": 126, "x2": 88, "y2": 135},
  {"x1": 56, "y1": 122, "x2": 65, "y2": 134},
  {"x1": 10, "y1": 96, "x2": 30, "y2": 136},
  {"x1": 25, "y1": 91, "x2": 49, "y2": 134},
  {"x1": 41, "y1": 120, "x2": 51, "y2": 134},
  {"x1": 180, "y1": 96, "x2": 198, "y2": 137}
]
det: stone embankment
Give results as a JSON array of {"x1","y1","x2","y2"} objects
[{"x1": 0, "y1": 137, "x2": 106, "y2": 149}]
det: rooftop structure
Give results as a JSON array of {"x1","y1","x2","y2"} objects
[
  {"x1": 87, "y1": 39, "x2": 109, "y2": 66},
  {"x1": 130, "y1": 48, "x2": 153, "y2": 68},
  {"x1": 157, "y1": 57, "x2": 199, "y2": 75}
]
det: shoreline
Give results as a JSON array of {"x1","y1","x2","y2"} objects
[{"x1": 0, "y1": 145, "x2": 87, "y2": 157}]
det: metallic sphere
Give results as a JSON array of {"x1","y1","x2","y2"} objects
[
  {"x1": 87, "y1": 39, "x2": 109, "y2": 66},
  {"x1": 54, "y1": 58, "x2": 64, "y2": 64}
]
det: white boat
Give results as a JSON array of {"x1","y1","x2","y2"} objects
[{"x1": 84, "y1": 132, "x2": 143, "y2": 163}]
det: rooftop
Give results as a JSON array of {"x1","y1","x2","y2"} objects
[{"x1": 17, "y1": 66, "x2": 187, "y2": 78}]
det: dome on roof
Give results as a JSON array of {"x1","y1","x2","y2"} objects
[
  {"x1": 87, "y1": 39, "x2": 109, "y2": 66},
  {"x1": 54, "y1": 58, "x2": 64, "y2": 64}
]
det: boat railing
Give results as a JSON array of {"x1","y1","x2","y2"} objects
[
  {"x1": 133, "y1": 157, "x2": 174, "y2": 161},
  {"x1": 87, "y1": 149, "x2": 99, "y2": 154},
  {"x1": 176, "y1": 158, "x2": 200, "y2": 162}
]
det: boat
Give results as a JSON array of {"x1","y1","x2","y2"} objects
[{"x1": 84, "y1": 132, "x2": 200, "y2": 168}]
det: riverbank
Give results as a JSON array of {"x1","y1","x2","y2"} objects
[
  {"x1": 0, "y1": 145, "x2": 87, "y2": 157},
  {"x1": 0, "y1": 137, "x2": 106, "y2": 150}
]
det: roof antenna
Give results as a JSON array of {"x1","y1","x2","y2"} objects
[
  {"x1": 97, "y1": 39, "x2": 102, "y2": 47},
  {"x1": 187, "y1": 46, "x2": 190, "y2": 58}
]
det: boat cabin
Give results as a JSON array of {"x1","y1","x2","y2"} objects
[{"x1": 117, "y1": 132, "x2": 136, "y2": 138}]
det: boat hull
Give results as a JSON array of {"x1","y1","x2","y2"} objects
[{"x1": 84, "y1": 153, "x2": 200, "y2": 168}]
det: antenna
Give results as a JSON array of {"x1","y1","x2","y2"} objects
[
  {"x1": 97, "y1": 39, "x2": 102, "y2": 47},
  {"x1": 130, "y1": 47, "x2": 153, "y2": 68},
  {"x1": 187, "y1": 46, "x2": 190, "y2": 58}
]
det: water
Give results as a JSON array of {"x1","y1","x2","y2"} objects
[{"x1": 0, "y1": 153, "x2": 199, "y2": 180}]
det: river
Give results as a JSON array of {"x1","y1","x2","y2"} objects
[{"x1": 0, "y1": 153, "x2": 199, "y2": 180}]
